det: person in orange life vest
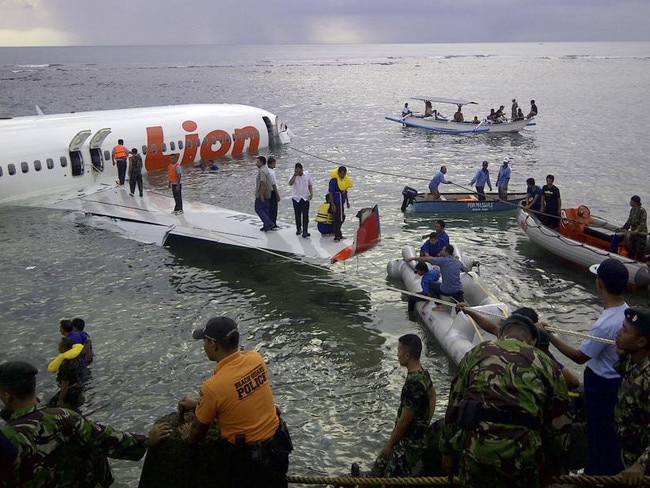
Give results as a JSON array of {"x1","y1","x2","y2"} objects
[
  {"x1": 178, "y1": 317, "x2": 292, "y2": 487},
  {"x1": 168, "y1": 154, "x2": 182, "y2": 215},
  {"x1": 111, "y1": 139, "x2": 129, "y2": 186}
]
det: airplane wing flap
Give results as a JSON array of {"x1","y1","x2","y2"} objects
[{"x1": 46, "y1": 185, "x2": 375, "y2": 261}]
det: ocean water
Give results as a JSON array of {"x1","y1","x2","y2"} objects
[{"x1": 1, "y1": 42, "x2": 649, "y2": 485}]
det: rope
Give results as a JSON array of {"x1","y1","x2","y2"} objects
[
  {"x1": 286, "y1": 474, "x2": 650, "y2": 485},
  {"x1": 385, "y1": 278, "x2": 614, "y2": 345},
  {"x1": 545, "y1": 326, "x2": 616, "y2": 345}
]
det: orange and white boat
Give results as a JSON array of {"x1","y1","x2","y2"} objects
[{"x1": 518, "y1": 204, "x2": 650, "y2": 287}]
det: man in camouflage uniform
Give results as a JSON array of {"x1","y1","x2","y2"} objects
[
  {"x1": 622, "y1": 195, "x2": 648, "y2": 261},
  {"x1": 0, "y1": 360, "x2": 171, "y2": 487},
  {"x1": 440, "y1": 314, "x2": 571, "y2": 488},
  {"x1": 614, "y1": 307, "x2": 650, "y2": 486},
  {"x1": 370, "y1": 334, "x2": 436, "y2": 479}
]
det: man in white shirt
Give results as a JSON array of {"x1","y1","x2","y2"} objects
[{"x1": 288, "y1": 163, "x2": 314, "y2": 238}]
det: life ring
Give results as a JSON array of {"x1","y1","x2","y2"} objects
[
  {"x1": 577, "y1": 205, "x2": 591, "y2": 221},
  {"x1": 560, "y1": 209, "x2": 569, "y2": 226}
]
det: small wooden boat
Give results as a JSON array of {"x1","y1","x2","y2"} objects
[
  {"x1": 517, "y1": 205, "x2": 650, "y2": 287},
  {"x1": 387, "y1": 245, "x2": 507, "y2": 365},
  {"x1": 401, "y1": 187, "x2": 527, "y2": 213},
  {"x1": 386, "y1": 96, "x2": 534, "y2": 135}
]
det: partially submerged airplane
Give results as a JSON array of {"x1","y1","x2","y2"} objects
[{"x1": 0, "y1": 104, "x2": 380, "y2": 262}]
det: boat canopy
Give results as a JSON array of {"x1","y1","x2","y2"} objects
[{"x1": 412, "y1": 96, "x2": 478, "y2": 106}]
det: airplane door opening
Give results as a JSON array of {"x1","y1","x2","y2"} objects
[
  {"x1": 262, "y1": 116, "x2": 274, "y2": 143},
  {"x1": 90, "y1": 148, "x2": 103, "y2": 172},
  {"x1": 68, "y1": 130, "x2": 91, "y2": 178},
  {"x1": 88, "y1": 128, "x2": 112, "y2": 174},
  {"x1": 69, "y1": 151, "x2": 85, "y2": 176}
]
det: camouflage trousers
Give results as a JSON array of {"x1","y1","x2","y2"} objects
[{"x1": 370, "y1": 439, "x2": 424, "y2": 478}]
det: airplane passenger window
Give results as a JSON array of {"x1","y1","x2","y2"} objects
[
  {"x1": 203, "y1": 137, "x2": 208, "y2": 146},
  {"x1": 162, "y1": 143, "x2": 167, "y2": 152},
  {"x1": 21, "y1": 162, "x2": 29, "y2": 173},
  {"x1": 46, "y1": 158, "x2": 54, "y2": 169},
  {"x1": 187, "y1": 140, "x2": 192, "y2": 149},
  {"x1": 141, "y1": 145, "x2": 147, "y2": 155},
  {"x1": 151, "y1": 145, "x2": 157, "y2": 154},
  {"x1": 104, "y1": 150, "x2": 111, "y2": 161},
  {"x1": 8, "y1": 164, "x2": 16, "y2": 175},
  {"x1": 60, "y1": 157, "x2": 68, "y2": 167},
  {"x1": 170, "y1": 141, "x2": 176, "y2": 151},
  {"x1": 178, "y1": 141, "x2": 184, "y2": 150},
  {"x1": 0, "y1": 166, "x2": 3, "y2": 177},
  {"x1": 211, "y1": 136, "x2": 217, "y2": 144},
  {"x1": 34, "y1": 160, "x2": 42, "y2": 171}
]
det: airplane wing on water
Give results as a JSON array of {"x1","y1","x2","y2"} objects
[{"x1": 45, "y1": 185, "x2": 380, "y2": 262}]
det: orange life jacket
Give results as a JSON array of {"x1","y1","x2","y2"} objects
[
  {"x1": 168, "y1": 163, "x2": 180, "y2": 183},
  {"x1": 113, "y1": 145, "x2": 128, "y2": 159}
]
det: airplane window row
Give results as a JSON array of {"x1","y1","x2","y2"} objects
[
  {"x1": 0, "y1": 158, "x2": 63, "y2": 177},
  {"x1": 0, "y1": 132, "x2": 242, "y2": 177}
]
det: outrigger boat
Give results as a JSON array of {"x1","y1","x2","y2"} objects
[
  {"x1": 387, "y1": 245, "x2": 507, "y2": 365},
  {"x1": 401, "y1": 186, "x2": 527, "y2": 213},
  {"x1": 518, "y1": 205, "x2": 650, "y2": 287},
  {"x1": 385, "y1": 96, "x2": 533, "y2": 134}
]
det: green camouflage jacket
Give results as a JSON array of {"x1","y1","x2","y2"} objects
[
  {"x1": 397, "y1": 368, "x2": 433, "y2": 444},
  {"x1": 615, "y1": 354, "x2": 650, "y2": 468},
  {"x1": 1, "y1": 403, "x2": 148, "y2": 487},
  {"x1": 624, "y1": 206, "x2": 648, "y2": 234},
  {"x1": 440, "y1": 338, "x2": 571, "y2": 474}
]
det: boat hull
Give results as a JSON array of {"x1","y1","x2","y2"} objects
[
  {"x1": 385, "y1": 115, "x2": 531, "y2": 134},
  {"x1": 407, "y1": 192, "x2": 527, "y2": 213},
  {"x1": 387, "y1": 246, "x2": 507, "y2": 365},
  {"x1": 517, "y1": 207, "x2": 650, "y2": 287}
]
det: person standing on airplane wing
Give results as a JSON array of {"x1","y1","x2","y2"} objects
[
  {"x1": 168, "y1": 155, "x2": 183, "y2": 215},
  {"x1": 111, "y1": 139, "x2": 129, "y2": 186}
]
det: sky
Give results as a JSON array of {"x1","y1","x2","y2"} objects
[{"x1": 1, "y1": 0, "x2": 649, "y2": 47}]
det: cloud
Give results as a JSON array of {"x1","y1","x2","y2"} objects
[{"x1": 1, "y1": 0, "x2": 649, "y2": 46}]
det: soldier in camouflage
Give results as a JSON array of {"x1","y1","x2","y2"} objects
[
  {"x1": 370, "y1": 334, "x2": 436, "y2": 480},
  {"x1": 0, "y1": 360, "x2": 172, "y2": 487},
  {"x1": 614, "y1": 306, "x2": 650, "y2": 486},
  {"x1": 440, "y1": 314, "x2": 571, "y2": 488}
]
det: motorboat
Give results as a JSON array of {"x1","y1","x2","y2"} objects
[
  {"x1": 401, "y1": 186, "x2": 527, "y2": 213},
  {"x1": 385, "y1": 96, "x2": 533, "y2": 134},
  {"x1": 517, "y1": 205, "x2": 650, "y2": 287},
  {"x1": 386, "y1": 245, "x2": 507, "y2": 365}
]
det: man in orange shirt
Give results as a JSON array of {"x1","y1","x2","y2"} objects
[{"x1": 179, "y1": 317, "x2": 292, "y2": 487}]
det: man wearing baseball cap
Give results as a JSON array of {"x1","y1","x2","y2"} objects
[
  {"x1": 0, "y1": 360, "x2": 171, "y2": 486},
  {"x1": 440, "y1": 313, "x2": 571, "y2": 487},
  {"x1": 614, "y1": 306, "x2": 650, "y2": 486},
  {"x1": 178, "y1": 317, "x2": 292, "y2": 487},
  {"x1": 545, "y1": 258, "x2": 629, "y2": 475}
]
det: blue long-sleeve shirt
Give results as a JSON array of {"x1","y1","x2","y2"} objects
[{"x1": 470, "y1": 169, "x2": 492, "y2": 191}]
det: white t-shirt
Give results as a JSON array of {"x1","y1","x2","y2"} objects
[
  {"x1": 268, "y1": 167, "x2": 278, "y2": 189},
  {"x1": 290, "y1": 171, "x2": 313, "y2": 201}
]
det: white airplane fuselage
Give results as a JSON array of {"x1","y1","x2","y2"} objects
[{"x1": 0, "y1": 103, "x2": 289, "y2": 204}]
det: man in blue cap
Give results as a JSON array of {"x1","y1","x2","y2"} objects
[{"x1": 546, "y1": 258, "x2": 629, "y2": 476}]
